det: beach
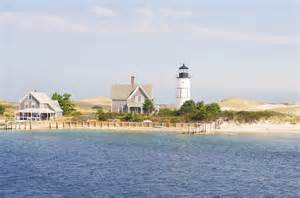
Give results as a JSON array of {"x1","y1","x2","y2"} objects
[
  {"x1": 2, "y1": 120, "x2": 300, "y2": 134},
  {"x1": 215, "y1": 122, "x2": 300, "y2": 134}
]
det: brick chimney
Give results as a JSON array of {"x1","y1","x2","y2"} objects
[{"x1": 131, "y1": 76, "x2": 135, "y2": 88}]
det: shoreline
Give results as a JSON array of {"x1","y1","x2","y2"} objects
[
  {"x1": 1, "y1": 121, "x2": 300, "y2": 135},
  {"x1": 215, "y1": 122, "x2": 300, "y2": 134}
]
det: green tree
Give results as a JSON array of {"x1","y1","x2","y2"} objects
[
  {"x1": 143, "y1": 99, "x2": 155, "y2": 115},
  {"x1": 196, "y1": 101, "x2": 205, "y2": 111},
  {"x1": 205, "y1": 103, "x2": 221, "y2": 120},
  {"x1": 0, "y1": 105, "x2": 5, "y2": 115},
  {"x1": 51, "y1": 92, "x2": 62, "y2": 102},
  {"x1": 178, "y1": 100, "x2": 197, "y2": 115},
  {"x1": 96, "y1": 108, "x2": 109, "y2": 121},
  {"x1": 52, "y1": 92, "x2": 76, "y2": 115}
]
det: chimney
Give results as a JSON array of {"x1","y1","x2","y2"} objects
[{"x1": 131, "y1": 76, "x2": 135, "y2": 88}]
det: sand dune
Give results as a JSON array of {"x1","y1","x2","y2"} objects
[
  {"x1": 1, "y1": 97, "x2": 300, "y2": 118},
  {"x1": 0, "y1": 100, "x2": 17, "y2": 120},
  {"x1": 219, "y1": 98, "x2": 300, "y2": 116},
  {"x1": 74, "y1": 96, "x2": 112, "y2": 113}
]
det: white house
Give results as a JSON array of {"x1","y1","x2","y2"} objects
[
  {"x1": 111, "y1": 76, "x2": 155, "y2": 114},
  {"x1": 17, "y1": 91, "x2": 63, "y2": 121}
]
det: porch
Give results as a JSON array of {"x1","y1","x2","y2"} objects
[
  {"x1": 17, "y1": 108, "x2": 56, "y2": 121},
  {"x1": 127, "y1": 103, "x2": 144, "y2": 114}
]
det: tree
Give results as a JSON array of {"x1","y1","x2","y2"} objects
[
  {"x1": 206, "y1": 103, "x2": 221, "y2": 114},
  {"x1": 0, "y1": 105, "x2": 5, "y2": 115},
  {"x1": 143, "y1": 99, "x2": 155, "y2": 115},
  {"x1": 52, "y1": 92, "x2": 76, "y2": 115},
  {"x1": 205, "y1": 103, "x2": 221, "y2": 120},
  {"x1": 196, "y1": 101, "x2": 205, "y2": 111},
  {"x1": 191, "y1": 102, "x2": 208, "y2": 121},
  {"x1": 178, "y1": 100, "x2": 197, "y2": 115},
  {"x1": 96, "y1": 108, "x2": 108, "y2": 121}
]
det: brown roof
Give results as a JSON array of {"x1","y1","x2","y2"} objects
[{"x1": 111, "y1": 84, "x2": 153, "y2": 100}]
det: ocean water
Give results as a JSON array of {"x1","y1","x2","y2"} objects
[{"x1": 0, "y1": 131, "x2": 299, "y2": 197}]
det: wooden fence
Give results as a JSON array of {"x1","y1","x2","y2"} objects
[{"x1": 0, "y1": 120, "x2": 222, "y2": 134}]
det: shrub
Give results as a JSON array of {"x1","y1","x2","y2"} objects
[
  {"x1": 143, "y1": 99, "x2": 155, "y2": 115},
  {"x1": 95, "y1": 108, "x2": 114, "y2": 121},
  {"x1": 206, "y1": 103, "x2": 221, "y2": 120},
  {"x1": 70, "y1": 111, "x2": 82, "y2": 116},
  {"x1": 221, "y1": 110, "x2": 282, "y2": 123},
  {"x1": 92, "y1": 105, "x2": 103, "y2": 110},
  {"x1": 178, "y1": 100, "x2": 197, "y2": 115},
  {"x1": 121, "y1": 113, "x2": 146, "y2": 122},
  {"x1": 158, "y1": 108, "x2": 177, "y2": 117},
  {"x1": 0, "y1": 105, "x2": 5, "y2": 115}
]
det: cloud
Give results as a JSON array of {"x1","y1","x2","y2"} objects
[
  {"x1": 91, "y1": 6, "x2": 115, "y2": 17},
  {"x1": 133, "y1": 8, "x2": 192, "y2": 33},
  {"x1": 133, "y1": 20, "x2": 170, "y2": 33},
  {"x1": 0, "y1": 11, "x2": 91, "y2": 32},
  {"x1": 136, "y1": 8, "x2": 193, "y2": 18},
  {"x1": 0, "y1": 11, "x2": 299, "y2": 45},
  {"x1": 134, "y1": 8, "x2": 169, "y2": 33},
  {"x1": 160, "y1": 8, "x2": 193, "y2": 17},
  {"x1": 136, "y1": 8, "x2": 154, "y2": 18},
  {"x1": 192, "y1": 25, "x2": 300, "y2": 45}
]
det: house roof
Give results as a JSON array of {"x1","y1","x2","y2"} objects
[
  {"x1": 21, "y1": 91, "x2": 63, "y2": 112},
  {"x1": 111, "y1": 84, "x2": 153, "y2": 100},
  {"x1": 48, "y1": 100, "x2": 63, "y2": 112}
]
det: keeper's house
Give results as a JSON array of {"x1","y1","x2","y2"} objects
[
  {"x1": 17, "y1": 91, "x2": 63, "y2": 121},
  {"x1": 111, "y1": 76, "x2": 153, "y2": 114}
]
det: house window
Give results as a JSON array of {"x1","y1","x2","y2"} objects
[{"x1": 135, "y1": 95, "x2": 142, "y2": 103}]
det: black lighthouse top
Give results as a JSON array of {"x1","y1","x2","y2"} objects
[{"x1": 177, "y1": 64, "x2": 190, "y2": 78}]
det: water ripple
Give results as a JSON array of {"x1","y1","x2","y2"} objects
[{"x1": 0, "y1": 131, "x2": 300, "y2": 197}]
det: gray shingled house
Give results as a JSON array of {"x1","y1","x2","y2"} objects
[
  {"x1": 111, "y1": 76, "x2": 153, "y2": 114},
  {"x1": 17, "y1": 91, "x2": 63, "y2": 121}
]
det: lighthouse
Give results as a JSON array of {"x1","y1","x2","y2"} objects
[{"x1": 176, "y1": 64, "x2": 191, "y2": 109}]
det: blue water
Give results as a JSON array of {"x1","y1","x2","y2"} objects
[{"x1": 0, "y1": 131, "x2": 299, "y2": 197}]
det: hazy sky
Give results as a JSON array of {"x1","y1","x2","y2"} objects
[{"x1": 0, "y1": 0, "x2": 299, "y2": 103}]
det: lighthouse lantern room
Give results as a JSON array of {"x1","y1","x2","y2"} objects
[{"x1": 176, "y1": 64, "x2": 191, "y2": 110}]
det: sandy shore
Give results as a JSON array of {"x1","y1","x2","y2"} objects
[
  {"x1": 214, "y1": 122, "x2": 300, "y2": 134},
  {"x1": 1, "y1": 120, "x2": 300, "y2": 135}
]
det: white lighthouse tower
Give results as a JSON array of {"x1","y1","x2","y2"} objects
[{"x1": 176, "y1": 64, "x2": 191, "y2": 109}]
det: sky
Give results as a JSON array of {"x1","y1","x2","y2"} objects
[{"x1": 0, "y1": 0, "x2": 299, "y2": 104}]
